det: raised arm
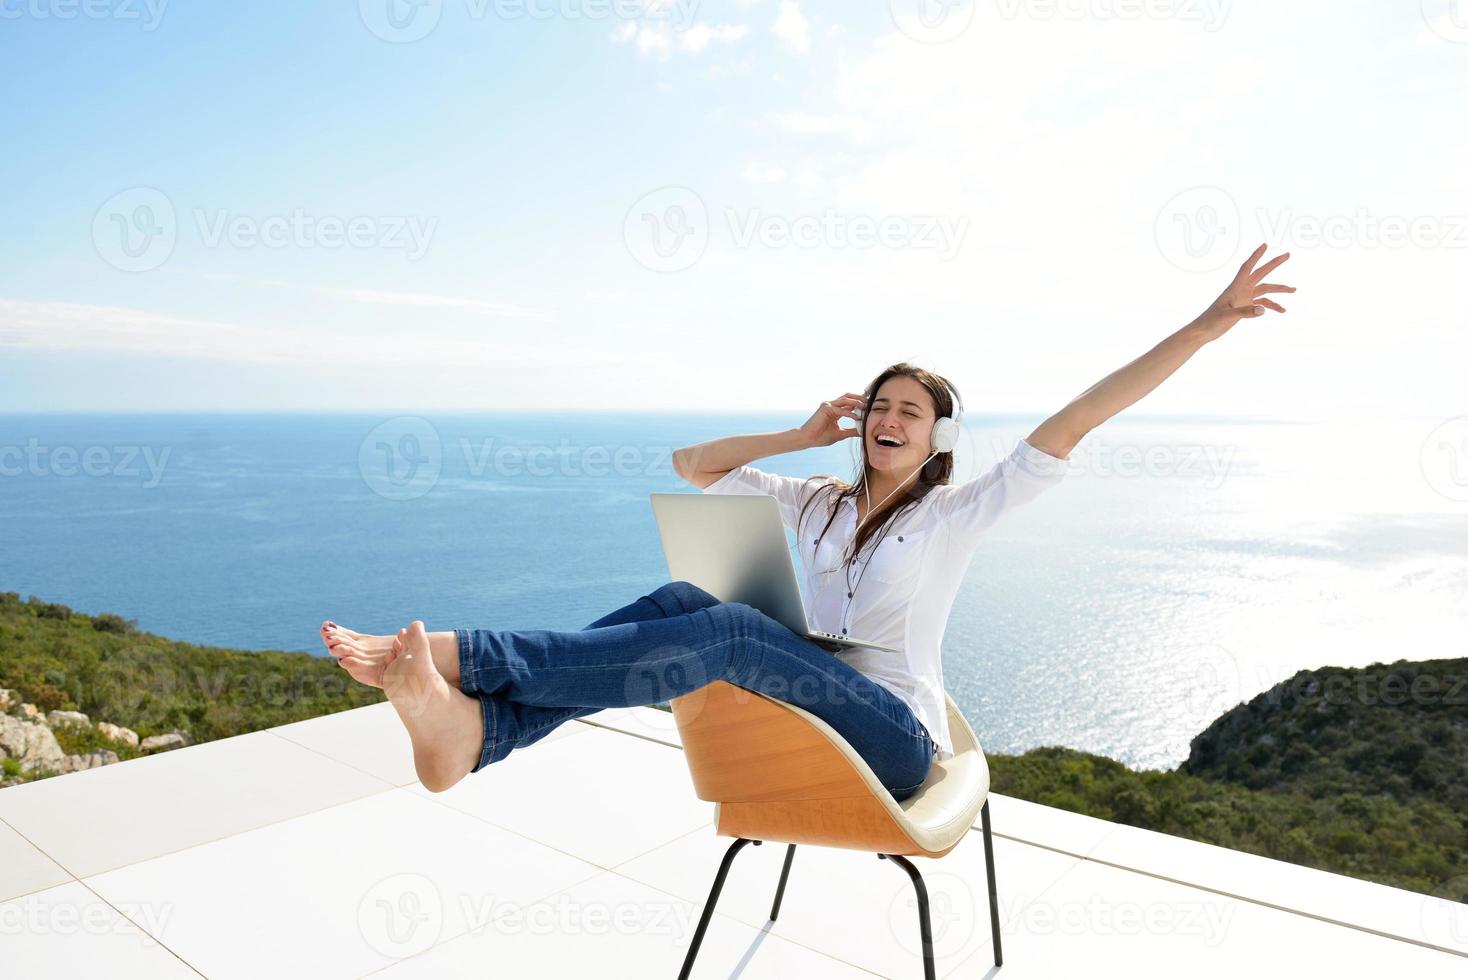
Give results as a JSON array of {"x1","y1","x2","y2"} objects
[
  {"x1": 672, "y1": 392, "x2": 865, "y2": 489},
  {"x1": 1026, "y1": 243, "x2": 1296, "y2": 460}
]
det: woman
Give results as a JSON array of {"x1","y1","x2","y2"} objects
[{"x1": 321, "y1": 243, "x2": 1293, "y2": 799}]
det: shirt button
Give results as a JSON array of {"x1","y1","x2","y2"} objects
[
  {"x1": 898, "y1": 535, "x2": 904, "y2": 542},
  {"x1": 847, "y1": 591, "x2": 852, "y2": 597},
  {"x1": 841, "y1": 628, "x2": 847, "y2": 634}
]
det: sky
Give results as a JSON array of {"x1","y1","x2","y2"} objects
[{"x1": 0, "y1": 0, "x2": 1464, "y2": 419}]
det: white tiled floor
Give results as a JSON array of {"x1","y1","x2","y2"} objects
[
  {"x1": 0, "y1": 816, "x2": 71, "y2": 903},
  {"x1": 405, "y1": 724, "x2": 712, "y2": 869},
  {"x1": 0, "y1": 728, "x2": 392, "y2": 877},
  {"x1": 1, "y1": 701, "x2": 1463, "y2": 979},
  {"x1": 364, "y1": 868, "x2": 876, "y2": 978},
  {"x1": 614, "y1": 821, "x2": 1082, "y2": 978},
  {"x1": 83, "y1": 790, "x2": 602, "y2": 980},
  {"x1": 941, "y1": 847, "x2": 1468, "y2": 979}
]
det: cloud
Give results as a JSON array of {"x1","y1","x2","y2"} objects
[
  {"x1": 682, "y1": 23, "x2": 749, "y2": 53},
  {"x1": 772, "y1": 0, "x2": 809, "y2": 53},
  {"x1": 767, "y1": 110, "x2": 865, "y2": 137},
  {"x1": 741, "y1": 162, "x2": 788, "y2": 184},
  {"x1": 610, "y1": 14, "x2": 747, "y2": 60},
  {"x1": 312, "y1": 287, "x2": 553, "y2": 321},
  {"x1": 0, "y1": 299, "x2": 642, "y2": 369}
]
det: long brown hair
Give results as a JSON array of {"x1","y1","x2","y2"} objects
[{"x1": 793, "y1": 362, "x2": 961, "y2": 573}]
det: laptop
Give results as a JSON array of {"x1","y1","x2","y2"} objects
[{"x1": 649, "y1": 491, "x2": 902, "y2": 654}]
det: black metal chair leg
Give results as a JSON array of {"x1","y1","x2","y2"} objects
[
  {"x1": 980, "y1": 799, "x2": 1003, "y2": 967},
  {"x1": 678, "y1": 837, "x2": 759, "y2": 980},
  {"x1": 769, "y1": 844, "x2": 796, "y2": 920},
  {"x1": 879, "y1": 853, "x2": 937, "y2": 980}
]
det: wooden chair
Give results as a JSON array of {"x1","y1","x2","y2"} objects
[{"x1": 668, "y1": 680, "x2": 1003, "y2": 979}]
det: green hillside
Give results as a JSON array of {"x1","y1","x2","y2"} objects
[{"x1": 0, "y1": 592, "x2": 382, "y2": 770}]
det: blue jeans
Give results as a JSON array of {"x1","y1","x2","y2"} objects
[{"x1": 454, "y1": 580, "x2": 936, "y2": 801}]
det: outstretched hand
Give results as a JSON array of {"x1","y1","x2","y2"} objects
[{"x1": 1195, "y1": 243, "x2": 1296, "y2": 343}]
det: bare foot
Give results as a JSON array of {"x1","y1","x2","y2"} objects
[
  {"x1": 321, "y1": 620, "x2": 461, "y2": 688},
  {"x1": 382, "y1": 621, "x2": 485, "y2": 793}
]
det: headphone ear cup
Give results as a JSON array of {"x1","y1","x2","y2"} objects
[{"x1": 930, "y1": 416, "x2": 958, "y2": 454}]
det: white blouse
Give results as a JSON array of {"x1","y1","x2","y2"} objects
[{"x1": 698, "y1": 436, "x2": 1070, "y2": 762}]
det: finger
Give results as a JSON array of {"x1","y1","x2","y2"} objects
[
  {"x1": 1257, "y1": 298, "x2": 1287, "y2": 313},
  {"x1": 1237, "y1": 242, "x2": 1267, "y2": 278},
  {"x1": 1250, "y1": 252, "x2": 1291, "y2": 283},
  {"x1": 1226, "y1": 304, "x2": 1267, "y2": 317},
  {"x1": 1254, "y1": 283, "x2": 1296, "y2": 296}
]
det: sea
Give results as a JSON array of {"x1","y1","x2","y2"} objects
[{"x1": 2, "y1": 412, "x2": 1464, "y2": 771}]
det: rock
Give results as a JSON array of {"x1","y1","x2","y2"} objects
[
  {"x1": 48, "y1": 710, "x2": 91, "y2": 729},
  {"x1": 96, "y1": 722, "x2": 140, "y2": 749},
  {"x1": 0, "y1": 715, "x2": 67, "y2": 774},
  {"x1": 19, "y1": 703, "x2": 40, "y2": 721},
  {"x1": 62, "y1": 749, "x2": 121, "y2": 773},
  {"x1": 140, "y1": 733, "x2": 187, "y2": 754}
]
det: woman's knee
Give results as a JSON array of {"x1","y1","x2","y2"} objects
[{"x1": 653, "y1": 579, "x2": 722, "y2": 616}]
